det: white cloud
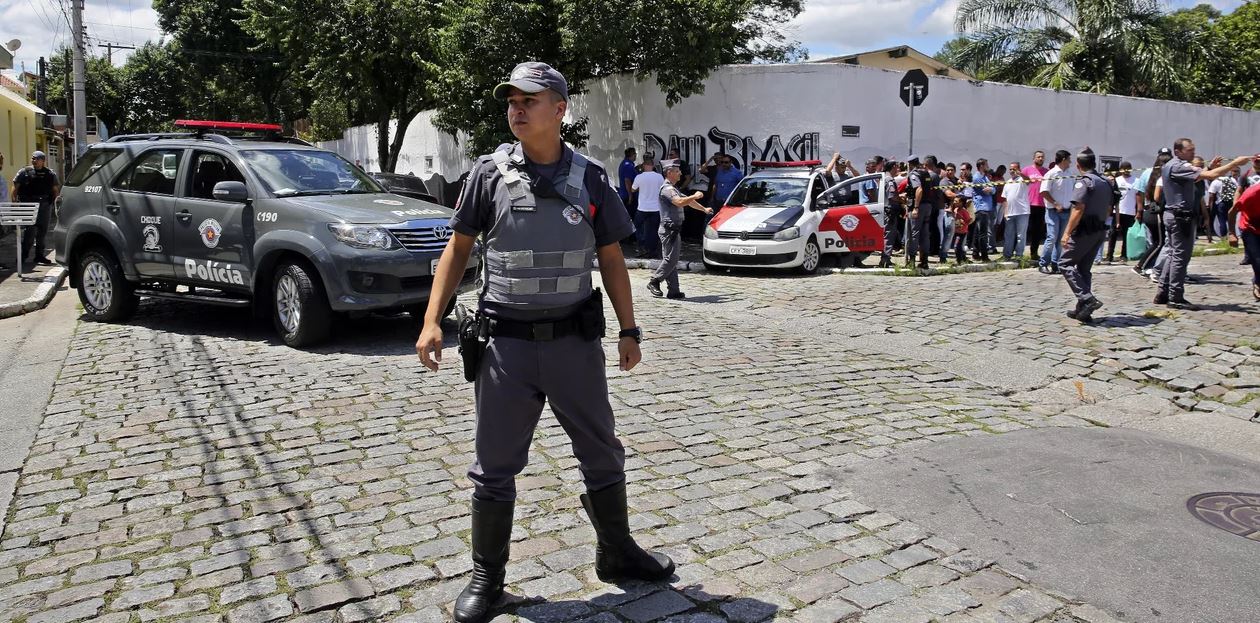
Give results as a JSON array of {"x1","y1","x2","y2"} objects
[
  {"x1": 788, "y1": 0, "x2": 960, "y2": 59},
  {"x1": 1, "y1": 0, "x2": 162, "y2": 74}
]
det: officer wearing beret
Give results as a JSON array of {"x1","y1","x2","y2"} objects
[
  {"x1": 12, "y1": 150, "x2": 60, "y2": 266},
  {"x1": 416, "y1": 62, "x2": 673, "y2": 623}
]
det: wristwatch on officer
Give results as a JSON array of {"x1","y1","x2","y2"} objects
[{"x1": 618, "y1": 327, "x2": 642, "y2": 343}]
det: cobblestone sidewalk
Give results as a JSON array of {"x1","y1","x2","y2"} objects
[{"x1": 2, "y1": 255, "x2": 1255, "y2": 623}]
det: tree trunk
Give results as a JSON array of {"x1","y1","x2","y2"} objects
[
  {"x1": 376, "y1": 113, "x2": 393, "y2": 173},
  {"x1": 388, "y1": 107, "x2": 419, "y2": 176}
]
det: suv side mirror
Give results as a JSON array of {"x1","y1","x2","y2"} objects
[{"x1": 213, "y1": 181, "x2": 248, "y2": 203}]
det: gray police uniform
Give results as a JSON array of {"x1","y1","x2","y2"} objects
[
  {"x1": 1157, "y1": 157, "x2": 1201, "y2": 301},
  {"x1": 906, "y1": 168, "x2": 935, "y2": 266},
  {"x1": 880, "y1": 176, "x2": 902, "y2": 264},
  {"x1": 651, "y1": 181, "x2": 684, "y2": 293},
  {"x1": 450, "y1": 143, "x2": 635, "y2": 502},
  {"x1": 1059, "y1": 171, "x2": 1111, "y2": 303}
]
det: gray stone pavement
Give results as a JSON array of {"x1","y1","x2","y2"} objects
[{"x1": 0, "y1": 255, "x2": 1256, "y2": 623}]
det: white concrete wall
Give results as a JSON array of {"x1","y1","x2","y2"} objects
[{"x1": 321, "y1": 62, "x2": 1260, "y2": 189}]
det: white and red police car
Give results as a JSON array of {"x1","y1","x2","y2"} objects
[{"x1": 702, "y1": 160, "x2": 887, "y2": 273}]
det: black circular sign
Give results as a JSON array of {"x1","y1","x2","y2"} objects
[
  {"x1": 900, "y1": 69, "x2": 929, "y2": 107},
  {"x1": 1187, "y1": 492, "x2": 1260, "y2": 540}
]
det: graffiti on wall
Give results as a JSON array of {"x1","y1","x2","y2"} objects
[{"x1": 643, "y1": 126, "x2": 820, "y2": 175}]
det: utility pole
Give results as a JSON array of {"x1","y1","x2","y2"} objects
[
  {"x1": 37, "y1": 56, "x2": 47, "y2": 112},
  {"x1": 64, "y1": 49, "x2": 71, "y2": 126},
  {"x1": 101, "y1": 43, "x2": 135, "y2": 64},
  {"x1": 71, "y1": 0, "x2": 87, "y2": 157}
]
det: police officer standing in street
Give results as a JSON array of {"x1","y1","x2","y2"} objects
[
  {"x1": 905, "y1": 155, "x2": 935, "y2": 270},
  {"x1": 648, "y1": 159, "x2": 712, "y2": 299},
  {"x1": 1058, "y1": 148, "x2": 1111, "y2": 323},
  {"x1": 415, "y1": 62, "x2": 673, "y2": 623},
  {"x1": 12, "y1": 151, "x2": 60, "y2": 266},
  {"x1": 1155, "y1": 139, "x2": 1253, "y2": 309}
]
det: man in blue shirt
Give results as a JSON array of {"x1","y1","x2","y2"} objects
[
  {"x1": 971, "y1": 159, "x2": 996, "y2": 261},
  {"x1": 707, "y1": 153, "x2": 744, "y2": 209},
  {"x1": 618, "y1": 147, "x2": 637, "y2": 219}
]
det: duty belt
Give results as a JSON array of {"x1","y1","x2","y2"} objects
[{"x1": 486, "y1": 315, "x2": 584, "y2": 341}]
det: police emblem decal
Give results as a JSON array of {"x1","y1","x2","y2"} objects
[
  {"x1": 198, "y1": 218, "x2": 223, "y2": 248},
  {"x1": 374, "y1": 199, "x2": 405, "y2": 206},
  {"x1": 839, "y1": 214, "x2": 861, "y2": 232},
  {"x1": 142, "y1": 225, "x2": 163, "y2": 253},
  {"x1": 562, "y1": 206, "x2": 583, "y2": 226}
]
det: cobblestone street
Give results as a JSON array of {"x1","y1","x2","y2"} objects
[{"x1": 1, "y1": 255, "x2": 1257, "y2": 623}]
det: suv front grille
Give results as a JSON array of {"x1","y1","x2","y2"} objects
[
  {"x1": 390, "y1": 227, "x2": 449, "y2": 253},
  {"x1": 718, "y1": 231, "x2": 776, "y2": 240}
]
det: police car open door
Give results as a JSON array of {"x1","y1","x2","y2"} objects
[{"x1": 814, "y1": 173, "x2": 886, "y2": 255}]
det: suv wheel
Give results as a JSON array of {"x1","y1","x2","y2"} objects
[
  {"x1": 77, "y1": 247, "x2": 138, "y2": 322},
  {"x1": 273, "y1": 261, "x2": 332, "y2": 347}
]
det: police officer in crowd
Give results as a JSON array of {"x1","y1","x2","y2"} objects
[
  {"x1": 648, "y1": 159, "x2": 712, "y2": 299},
  {"x1": 906, "y1": 155, "x2": 936, "y2": 270},
  {"x1": 1058, "y1": 148, "x2": 1111, "y2": 323},
  {"x1": 415, "y1": 62, "x2": 673, "y2": 623},
  {"x1": 12, "y1": 150, "x2": 60, "y2": 266},
  {"x1": 877, "y1": 160, "x2": 904, "y2": 268},
  {"x1": 1155, "y1": 139, "x2": 1253, "y2": 309}
]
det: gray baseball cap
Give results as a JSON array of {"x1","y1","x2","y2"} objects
[
  {"x1": 31, "y1": 150, "x2": 46, "y2": 159},
  {"x1": 907, "y1": 154, "x2": 921, "y2": 164},
  {"x1": 493, "y1": 62, "x2": 569, "y2": 101},
  {"x1": 661, "y1": 159, "x2": 681, "y2": 170}
]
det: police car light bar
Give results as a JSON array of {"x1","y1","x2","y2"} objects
[
  {"x1": 174, "y1": 120, "x2": 284, "y2": 132},
  {"x1": 749, "y1": 160, "x2": 822, "y2": 168}
]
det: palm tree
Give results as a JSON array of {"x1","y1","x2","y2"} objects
[{"x1": 951, "y1": 0, "x2": 1205, "y2": 98}]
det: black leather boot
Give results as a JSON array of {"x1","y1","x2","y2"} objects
[
  {"x1": 453, "y1": 497, "x2": 514, "y2": 623},
  {"x1": 580, "y1": 480, "x2": 675, "y2": 583}
]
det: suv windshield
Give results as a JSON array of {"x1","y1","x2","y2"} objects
[
  {"x1": 727, "y1": 177, "x2": 808, "y2": 208},
  {"x1": 374, "y1": 174, "x2": 429, "y2": 193},
  {"x1": 241, "y1": 149, "x2": 384, "y2": 197}
]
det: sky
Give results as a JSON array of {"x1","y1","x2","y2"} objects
[{"x1": 0, "y1": 0, "x2": 1249, "y2": 77}]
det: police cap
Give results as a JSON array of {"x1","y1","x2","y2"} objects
[{"x1": 493, "y1": 62, "x2": 569, "y2": 101}]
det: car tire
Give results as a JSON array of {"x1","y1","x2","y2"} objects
[
  {"x1": 272, "y1": 260, "x2": 332, "y2": 347},
  {"x1": 77, "y1": 247, "x2": 139, "y2": 322},
  {"x1": 798, "y1": 236, "x2": 821, "y2": 275}
]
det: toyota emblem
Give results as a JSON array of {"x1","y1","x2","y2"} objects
[
  {"x1": 432, "y1": 225, "x2": 452, "y2": 240},
  {"x1": 739, "y1": 231, "x2": 749, "y2": 241}
]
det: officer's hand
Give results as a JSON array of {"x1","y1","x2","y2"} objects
[
  {"x1": 416, "y1": 323, "x2": 444, "y2": 372},
  {"x1": 618, "y1": 337, "x2": 641, "y2": 372}
]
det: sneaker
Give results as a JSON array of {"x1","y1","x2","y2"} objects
[
  {"x1": 1038, "y1": 265, "x2": 1051, "y2": 274},
  {"x1": 1153, "y1": 291, "x2": 1168, "y2": 305},
  {"x1": 1167, "y1": 298, "x2": 1199, "y2": 311},
  {"x1": 646, "y1": 281, "x2": 663, "y2": 297},
  {"x1": 1149, "y1": 273, "x2": 1159, "y2": 284},
  {"x1": 35, "y1": 258, "x2": 54, "y2": 266},
  {"x1": 1131, "y1": 265, "x2": 1144, "y2": 276},
  {"x1": 666, "y1": 291, "x2": 686, "y2": 299}
]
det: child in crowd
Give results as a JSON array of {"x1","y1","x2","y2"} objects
[{"x1": 951, "y1": 197, "x2": 973, "y2": 264}]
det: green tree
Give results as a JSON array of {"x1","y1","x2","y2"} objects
[
  {"x1": 434, "y1": 0, "x2": 804, "y2": 158},
  {"x1": 153, "y1": 0, "x2": 307, "y2": 124},
  {"x1": 934, "y1": 35, "x2": 991, "y2": 78},
  {"x1": 243, "y1": 0, "x2": 441, "y2": 172},
  {"x1": 121, "y1": 41, "x2": 189, "y2": 133},
  {"x1": 1193, "y1": 1, "x2": 1260, "y2": 109},
  {"x1": 952, "y1": 0, "x2": 1206, "y2": 98},
  {"x1": 43, "y1": 48, "x2": 128, "y2": 135}
]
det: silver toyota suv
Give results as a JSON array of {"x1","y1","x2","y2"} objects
[{"x1": 53, "y1": 120, "x2": 478, "y2": 347}]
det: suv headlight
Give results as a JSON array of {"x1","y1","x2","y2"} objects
[
  {"x1": 328, "y1": 223, "x2": 398, "y2": 250},
  {"x1": 704, "y1": 225, "x2": 718, "y2": 240},
  {"x1": 773, "y1": 226, "x2": 801, "y2": 241}
]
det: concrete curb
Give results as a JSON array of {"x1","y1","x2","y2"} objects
[{"x1": 0, "y1": 267, "x2": 68, "y2": 319}]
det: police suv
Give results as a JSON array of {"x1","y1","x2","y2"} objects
[
  {"x1": 53, "y1": 120, "x2": 478, "y2": 347},
  {"x1": 702, "y1": 160, "x2": 887, "y2": 273}
]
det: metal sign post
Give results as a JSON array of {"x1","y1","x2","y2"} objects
[
  {"x1": 899, "y1": 70, "x2": 930, "y2": 156},
  {"x1": 1, "y1": 203, "x2": 40, "y2": 274}
]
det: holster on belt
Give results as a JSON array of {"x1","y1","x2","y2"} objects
[
  {"x1": 578, "y1": 288, "x2": 606, "y2": 341},
  {"x1": 456, "y1": 305, "x2": 487, "y2": 383}
]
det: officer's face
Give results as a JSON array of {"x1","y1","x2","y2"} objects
[
  {"x1": 32, "y1": 157, "x2": 46, "y2": 170},
  {"x1": 505, "y1": 88, "x2": 565, "y2": 142}
]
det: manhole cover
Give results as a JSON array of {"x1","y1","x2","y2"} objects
[{"x1": 1187, "y1": 492, "x2": 1260, "y2": 540}]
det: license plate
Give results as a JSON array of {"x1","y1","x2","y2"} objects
[
  {"x1": 728, "y1": 245, "x2": 757, "y2": 256},
  {"x1": 431, "y1": 258, "x2": 441, "y2": 274}
]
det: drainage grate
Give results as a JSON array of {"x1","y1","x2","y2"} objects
[{"x1": 1187, "y1": 492, "x2": 1260, "y2": 540}]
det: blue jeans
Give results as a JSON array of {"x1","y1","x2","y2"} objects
[
  {"x1": 1003, "y1": 213, "x2": 1029, "y2": 259},
  {"x1": 635, "y1": 211, "x2": 660, "y2": 257},
  {"x1": 1041, "y1": 208, "x2": 1070, "y2": 267}
]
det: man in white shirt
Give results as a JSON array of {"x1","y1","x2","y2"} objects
[
  {"x1": 1105, "y1": 162, "x2": 1139, "y2": 262},
  {"x1": 1038, "y1": 150, "x2": 1074, "y2": 273},
  {"x1": 1001, "y1": 161, "x2": 1031, "y2": 260},
  {"x1": 631, "y1": 156, "x2": 664, "y2": 258}
]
